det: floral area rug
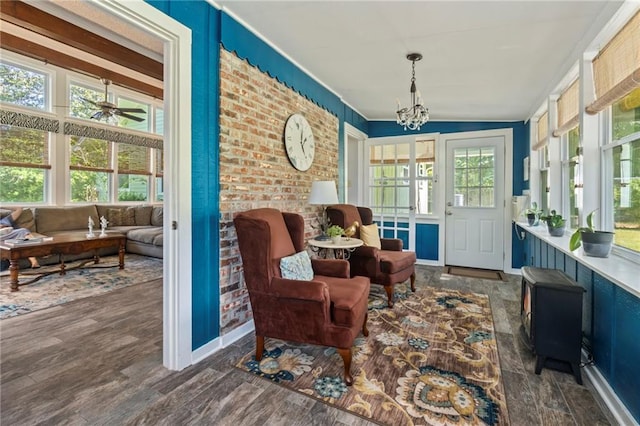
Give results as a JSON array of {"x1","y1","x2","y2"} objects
[
  {"x1": 0, "y1": 254, "x2": 162, "y2": 319},
  {"x1": 236, "y1": 284, "x2": 509, "y2": 425}
]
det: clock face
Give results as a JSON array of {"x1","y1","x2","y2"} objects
[{"x1": 284, "y1": 113, "x2": 315, "y2": 171}]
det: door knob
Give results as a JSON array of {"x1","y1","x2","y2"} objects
[
  {"x1": 447, "y1": 201, "x2": 453, "y2": 206},
  {"x1": 446, "y1": 210, "x2": 453, "y2": 215}
]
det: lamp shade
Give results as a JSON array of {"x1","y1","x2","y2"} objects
[{"x1": 308, "y1": 181, "x2": 339, "y2": 205}]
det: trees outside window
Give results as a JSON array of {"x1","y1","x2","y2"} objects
[{"x1": 606, "y1": 95, "x2": 640, "y2": 253}]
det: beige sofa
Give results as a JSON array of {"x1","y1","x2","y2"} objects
[{"x1": 1, "y1": 204, "x2": 163, "y2": 267}]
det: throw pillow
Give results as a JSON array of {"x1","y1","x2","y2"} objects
[
  {"x1": 121, "y1": 208, "x2": 136, "y2": 226},
  {"x1": 106, "y1": 208, "x2": 123, "y2": 226},
  {"x1": 280, "y1": 251, "x2": 314, "y2": 281},
  {"x1": 132, "y1": 206, "x2": 152, "y2": 226},
  {"x1": 360, "y1": 223, "x2": 381, "y2": 249}
]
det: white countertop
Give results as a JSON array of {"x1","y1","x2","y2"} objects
[{"x1": 515, "y1": 221, "x2": 640, "y2": 299}]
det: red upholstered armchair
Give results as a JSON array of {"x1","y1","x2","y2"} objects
[
  {"x1": 327, "y1": 204, "x2": 416, "y2": 308},
  {"x1": 233, "y1": 208, "x2": 370, "y2": 385}
]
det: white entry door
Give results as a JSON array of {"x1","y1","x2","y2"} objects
[{"x1": 445, "y1": 135, "x2": 505, "y2": 269}]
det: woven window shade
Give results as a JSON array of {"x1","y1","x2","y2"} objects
[
  {"x1": 118, "y1": 143, "x2": 151, "y2": 175},
  {"x1": 586, "y1": 11, "x2": 640, "y2": 114},
  {"x1": 155, "y1": 149, "x2": 164, "y2": 177},
  {"x1": 533, "y1": 111, "x2": 549, "y2": 151},
  {"x1": 553, "y1": 79, "x2": 580, "y2": 137}
]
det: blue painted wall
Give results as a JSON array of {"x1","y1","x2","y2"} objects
[
  {"x1": 525, "y1": 233, "x2": 640, "y2": 422},
  {"x1": 147, "y1": 0, "x2": 221, "y2": 350}
]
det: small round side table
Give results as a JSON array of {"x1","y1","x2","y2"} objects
[{"x1": 308, "y1": 237, "x2": 363, "y2": 260}]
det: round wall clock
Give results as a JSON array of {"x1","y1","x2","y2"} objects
[{"x1": 284, "y1": 113, "x2": 315, "y2": 171}]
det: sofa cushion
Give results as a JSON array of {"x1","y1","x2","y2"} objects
[
  {"x1": 35, "y1": 205, "x2": 99, "y2": 234},
  {"x1": 134, "y1": 206, "x2": 153, "y2": 226},
  {"x1": 107, "y1": 208, "x2": 136, "y2": 226},
  {"x1": 127, "y1": 227, "x2": 163, "y2": 246},
  {"x1": 151, "y1": 206, "x2": 163, "y2": 226}
]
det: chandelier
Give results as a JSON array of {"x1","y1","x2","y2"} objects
[{"x1": 396, "y1": 53, "x2": 429, "y2": 130}]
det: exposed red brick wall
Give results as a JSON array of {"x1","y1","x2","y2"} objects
[{"x1": 218, "y1": 48, "x2": 339, "y2": 334}]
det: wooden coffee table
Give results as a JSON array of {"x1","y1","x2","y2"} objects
[{"x1": 0, "y1": 232, "x2": 126, "y2": 292}]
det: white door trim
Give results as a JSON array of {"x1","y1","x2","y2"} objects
[
  {"x1": 96, "y1": 0, "x2": 193, "y2": 370},
  {"x1": 440, "y1": 129, "x2": 513, "y2": 272},
  {"x1": 344, "y1": 123, "x2": 367, "y2": 205}
]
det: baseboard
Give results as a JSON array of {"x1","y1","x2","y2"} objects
[
  {"x1": 506, "y1": 267, "x2": 522, "y2": 275},
  {"x1": 583, "y1": 353, "x2": 639, "y2": 426},
  {"x1": 190, "y1": 320, "x2": 255, "y2": 365},
  {"x1": 416, "y1": 259, "x2": 441, "y2": 267}
]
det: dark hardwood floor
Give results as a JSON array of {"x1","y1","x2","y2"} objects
[{"x1": 0, "y1": 266, "x2": 616, "y2": 425}]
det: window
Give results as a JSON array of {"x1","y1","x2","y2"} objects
[
  {"x1": 155, "y1": 148, "x2": 164, "y2": 202},
  {"x1": 69, "y1": 82, "x2": 105, "y2": 121},
  {"x1": 0, "y1": 61, "x2": 48, "y2": 110},
  {"x1": 603, "y1": 94, "x2": 640, "y2": 254},
  {"x1": 0, "y1": 127, "x2": 50, "y2": 203},
  {"x1": 538, "y1": 145, "x2": 550, "y2": 213},
  {"x1": 0, "y1": 60, "x2": 52, "y2": 203},
  {"x1": 562, "y1": 126, "x2": 580, "y2": 228},
  {"x1": 69, "y1": 136, "x2": 112, "y2": 203},
  {"x1": 415, "y1": 139, "x2": 435, "y2": 215},
  {"x1": 453, "y1": 147, "x2": 495, "y2": 208},
  {"x1": 117, "y1": 143, "x2": 150, "y2": 202}
]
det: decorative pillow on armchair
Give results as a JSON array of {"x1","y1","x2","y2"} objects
[
  {"x1": 359, "y1": 223, "x2": 382, "y2": 249},
  {"x1": 280, "y1": 251, "x2": 314, "y2": 281}
]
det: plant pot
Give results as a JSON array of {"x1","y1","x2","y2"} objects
[
  {"x1": 331, "y1": 236, "x2": 342, "y2": 245},
  {"x1": 581, "y1": 231, "x2": 614, "y2": 258},
  {"x1": 527, "y1": 213, "x2": 539, "y2": 226},
  {"x1": 547, "y1": 224, "x2": 565, "y2": 237}
]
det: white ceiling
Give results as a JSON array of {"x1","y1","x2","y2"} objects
[{"x1": 216, "y1": 0, "x2": 624, "y2": 122}]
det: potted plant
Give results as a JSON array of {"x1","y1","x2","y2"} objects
[
  {"x1": 326, "y1": 225, "x2": 344, "y2": 245},
  {"x1": 569, "y1": 209, "x2": 614, "y2": 258},
  {"x1": 525, "y1": 202, "x2": 543, "y2": 226},
  {"x1": 541, "y1": 210, "x2": 566, "y2": 236}
]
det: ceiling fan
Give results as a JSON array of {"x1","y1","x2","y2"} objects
[{"x1": 82, "y1": 78, "x2": 146, "y2": 122}]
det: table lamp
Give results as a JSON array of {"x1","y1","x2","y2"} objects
[{"x1": 309, "y1": 180, "x2": 339, "y2": 240}]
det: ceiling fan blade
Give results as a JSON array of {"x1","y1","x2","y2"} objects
[
  {"x1": 115, "y1": 111, "x2": 145, "y2": 122},
  {"x1": 90, "y1": 111, "x2": 103, "y2": 120},
  {"x1": 116, "y1": 107, "x2": 146, "y2": 114},
  {"x1": 81, "y1": 97, "x2": 99, "y2": 107}
]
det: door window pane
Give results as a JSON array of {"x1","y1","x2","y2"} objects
[{"x1": 453, "y1": 147, "x2": 495, "y2": 207}]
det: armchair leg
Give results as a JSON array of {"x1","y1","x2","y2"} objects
[
  {"x1": 337, "y1": 347, "x2": 353, "y2": 386},
  {"x1": 384, "y1": 285, "x2": 394, "y2": 308},
  {"x1": 410, "y1": 272, "x2": 416, "y2": 292},
  {"x1": 255, "y1": 335, "x2": 265, "y2": 361},
  {"x1": 362, "y1": 312, "x2": 369, "y2": 337}
]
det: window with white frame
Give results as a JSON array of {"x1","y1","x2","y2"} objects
[
  {"x1": 539, "y1": 145, "x2": 550, "y2": 213},
  {"x1": 0, "y1": 53, "x2": 164, "y2": 205},
  {"x1": 0, "y1": 60, "x2": 53, "y2": 203},
  {"x1": 603, "y1": 93, "x2": 640, "y2": 255},
  {"x1": 562, "y1": 126, "x2": 580, "y2": 228}
]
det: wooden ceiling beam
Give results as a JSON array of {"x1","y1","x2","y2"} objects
[
  {"x1": 0, "y1": 0, "x2": 163, "y2": 81},
  {"x1": 1, "y1": 32, "x2": 163, "y2": 100}
]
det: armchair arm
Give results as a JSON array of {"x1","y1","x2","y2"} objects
[
  {"x1": 353, "y1": 245, "x2": 379, "y2": 258},
  {"x1": 271, "y1": 277, "x2": 330, "y2": 303},
  {"x1": 381, "y1": 238, "x2": 403, "y2": 251},
  {"x1": 311, "y1": 258, "x2": 350, "y2": 278}
]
